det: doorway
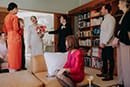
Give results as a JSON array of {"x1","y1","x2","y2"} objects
[
  {"x1": 17, "y1": 10, "x2": 54, "y2": 70},
  {"x1": 17, "y1": 10, "x2": 54, "y2": 54}
]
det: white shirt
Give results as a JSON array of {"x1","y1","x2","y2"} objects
[{"x1": 100, "y1": 14, "x2": 116, "y2": 46}]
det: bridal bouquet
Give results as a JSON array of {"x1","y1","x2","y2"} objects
[{"x1": 36, "y1": 25, "x2": 46, "y2": 38}]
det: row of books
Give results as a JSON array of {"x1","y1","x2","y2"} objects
[
  {"x1": 84, "y1": 56, "x2": 102, "y2": 69},
  {"x1": 78, "y1": 21, "x2": 90, "y2": 28},
  {"x1": 92, "y1": 28, "x2": 100, "y2": 36},
  {"x1": 79, "y1": 39, "x2": 91, "y2": 46},
  {"x1": 92, "y1": 57, "x2": 102, "y2": 69},
  {"x1": 79, "y1": 39, "x2": 100, "y2": 47},
  {"x1": 78, "y1": 28, "x2": 100, "y2": 38},
  {"x1": 92, "y1": 39, "x2": 100, "y2": 47},
  {"x1": 78, "y1": 31, "x2": 91, "y2": 37},
  {"x1": 91, "y1": 17, "x2": 103, "y2": 26},
  {"x1": 92, "y1": 47, "x2": 101, "y2": 57},
  {"x1": 78, "y1": 17, "x2": 103, "y2": 28},
  {"x1": 78, "y1": 12, "x2": 90, "y2": 20}
]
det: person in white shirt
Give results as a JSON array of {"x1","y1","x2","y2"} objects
[
  {"x1": 96, "y1": 4, "x2": 116, "y2": 81},
  {"x1": 0, "y1": 32, "x2": 7, "y2": 63}
]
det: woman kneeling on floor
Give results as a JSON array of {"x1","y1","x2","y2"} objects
[{"x1": 56, "y1": 35, "x2": 85, "y2": 87}]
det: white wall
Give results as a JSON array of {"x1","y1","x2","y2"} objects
[
  {"x1": 79, "y1": 0, "x2": 92, "y2": 6},
  {"x1": 0, "y1": 0, "x2": 92, "y2": 13},
  {"x1": 0, "y1": 0, "x2": 79, "y2": 13}
]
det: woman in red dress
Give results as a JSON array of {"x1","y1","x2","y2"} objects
[
  {"x1": 56, "y1": 35, "x2": 85, "y2": 87},
  {"x1": 3, "y1": 2, "x2": 22, "y2": 73},
  {"x1": 18, "y1": 18, "x2": 27, "y2": 70}
]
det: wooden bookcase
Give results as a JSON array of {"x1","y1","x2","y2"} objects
[
  {"x1": 0, "y1": 7, "x2": 8, "y2": 32},
  {"x1": 68, "y1": 0, "x2": 119, "y2": 75}
]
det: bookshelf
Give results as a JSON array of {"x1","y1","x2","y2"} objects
[
  {"x1": 77, "y1": 8, "x2": 103, "y2": 69},
  {"x1": 69, "y1": 0, "x2": 119, "y2": 71},
  {"x1": 0, "y1": 7, "x2": 8, "y2": 32}
]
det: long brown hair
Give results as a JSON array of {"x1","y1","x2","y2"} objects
[
  {"x1": 18, "y1": 18, "x2": 24, "y2": 28},
  {"x1": 66, "y1": 35, "x2": 79, "y2": 51}
]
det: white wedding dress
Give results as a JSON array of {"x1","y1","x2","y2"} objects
[{"x1": 27, "y1": 24, "x2": 43, "y2": 56}]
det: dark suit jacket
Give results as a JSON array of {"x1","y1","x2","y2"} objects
[
  {"x1": 116, "y1": 9, "x2": 130, "y2": 45},
  {"x1": 49, "y1": 23, "x2": 73, "y2": 52}
]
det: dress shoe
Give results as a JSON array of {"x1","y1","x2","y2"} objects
[
  {"x1": 21, "y1": 67, "x2": 27, "y2": 70},
  {"x1": 118, "y1": 84, "x2": 124, "y2": 87},
  {"x1": 102, "y1": 76, "x2": 113, "y2": 81},
  {"x1": 109, "y1": 84, "x2": 124, "y2": 87},
  {"x1": 96, "y1": 73, "x2": 106, "y2": 77}
]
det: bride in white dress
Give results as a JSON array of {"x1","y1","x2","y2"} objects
[{"x1": 27, "y1": 16, "x2": 45, "y2": 56}]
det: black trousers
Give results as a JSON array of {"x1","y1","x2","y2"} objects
[
  {"x1": 58, "y1": 45, "x2": 66, "y2": 52},
  {"x1": 102, "y1": 46, "x2": 114, "y2": 77},
  {"x1": 21, "y1": 35, "x2": 26, "y2": 69}
]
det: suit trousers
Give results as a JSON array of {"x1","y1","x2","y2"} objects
[{"x1": 102, "y1": 46, "x2": 114, "y2": 77}]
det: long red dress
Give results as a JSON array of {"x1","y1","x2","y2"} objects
[
  {"x1": 63, "y1": 49, "x2": 85, "y2": 82},
  {"x1": 3, "y1": 13, "x2": 22, "y2": 70}
]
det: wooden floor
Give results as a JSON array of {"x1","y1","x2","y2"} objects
[
  {"x1": 85, "y1": 67, "x2": 118, "y2": 87},
  {"x1": 25, "y1": 55, "x2": 118, "y2": 87}
]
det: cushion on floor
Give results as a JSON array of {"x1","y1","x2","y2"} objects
[{"x1": 35, "y1": 71, "x2": 62, "y2": 87}]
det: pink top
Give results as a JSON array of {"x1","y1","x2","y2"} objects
[{"x1": 64, "y1": 49, "x2": 85, "y2": 82}]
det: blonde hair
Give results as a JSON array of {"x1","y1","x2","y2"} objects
[{"x1": 119, "y1": 0, "x2": 130, "y2": 8}]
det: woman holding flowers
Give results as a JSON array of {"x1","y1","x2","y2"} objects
[{"x1": 27, "y1": 16, "x2": 46, "y2": 56}]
